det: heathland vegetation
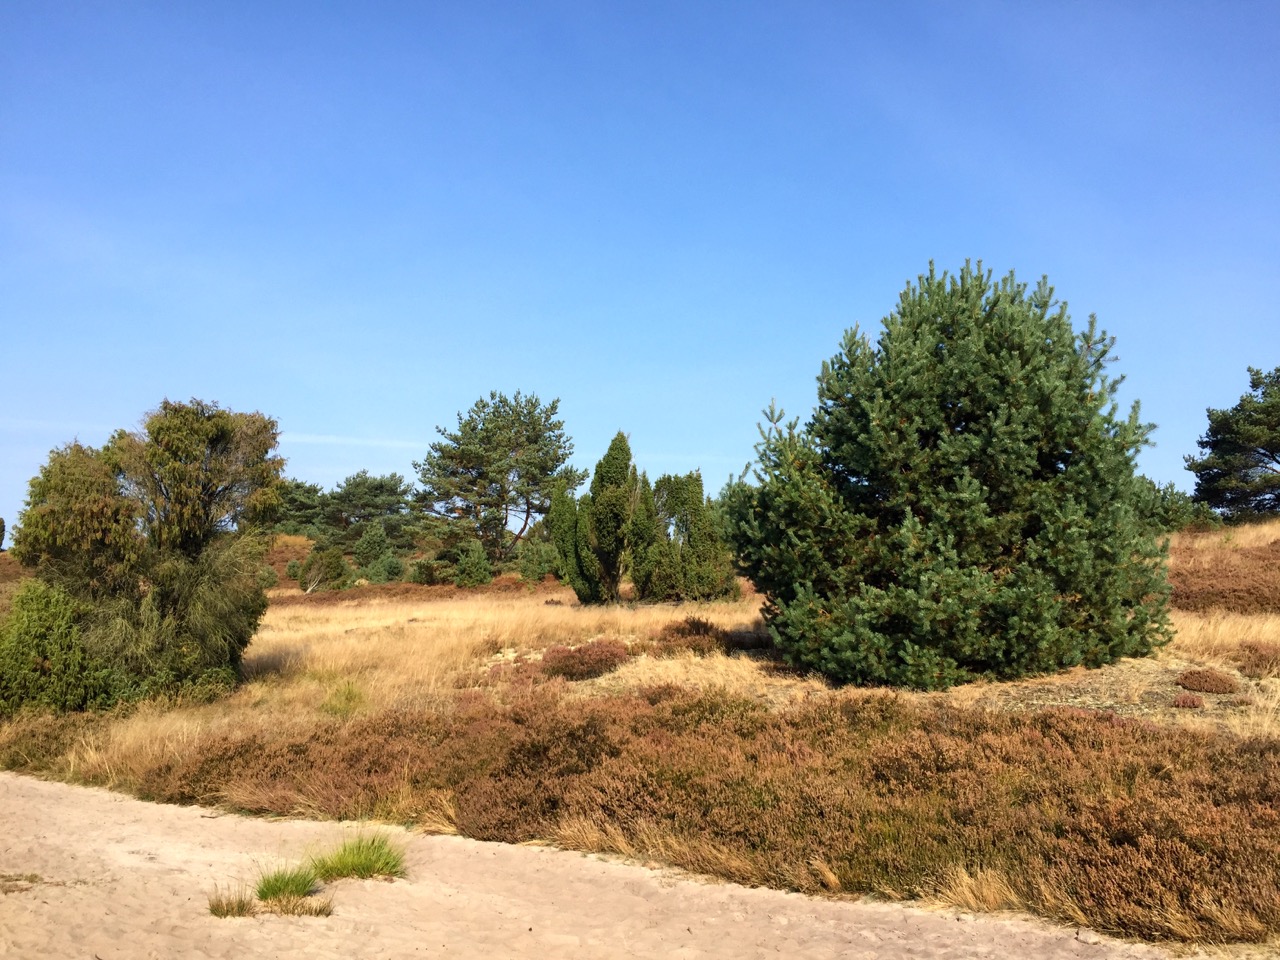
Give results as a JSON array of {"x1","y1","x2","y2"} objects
[{"x1": 1, "y1": 262, "x2": 1279, "y2": 944}]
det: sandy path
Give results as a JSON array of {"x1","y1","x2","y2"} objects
[{"x1": 0, "y1": 772, "x2": 1169, "y2": 960}]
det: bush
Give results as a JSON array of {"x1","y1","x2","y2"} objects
[
  {"x1": 257, "y1": 565, "x2": 279, "y2": 589},
  {"x1": 362, "y1": 553, "x2": 405, "y2": 585},
  {"x1": 517, "y1": 539, "x2": 559, "y2": 583},
  {"x1": 353, "y1": 521, "x2": 391, "y2": 568},
  {"x1": 299, "y1": 547, "x2": 350, "y2": 593},
  {"x1": 453, "y1": 540, "x2": 492, "y2": 587},
  {"x1": 727, "y1": 263, "x2": 1171, "y2": 689},
  {"x1": 539, "y1": 639, "x2": 632, "y2": 680},
  {"x1": 408, "y1": 558, "x2": 444, "y2": 585},
  {"x1": 635, "y1": 471, "x2": 738, "y2": 602},
  {"x1": 285, "y1": 559, "x2": 302, "y2": 581},
  {"x1": 1176, "y1": 668, "x2": 1240, "y2": 695},
  {"x1": 0, "y1": 581, "x2": 122, "y2": 716},
  {"x1": 1136, "y1": 478, "x2": 1221, "y2": 532}
]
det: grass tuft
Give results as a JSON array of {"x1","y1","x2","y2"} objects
[
  {"x1": 256, "y1": 864, "x2": 318, "y2": 901},
  {"x1": 311, "y1": 833, "x2": 407, "y2": 882},
  {"x1": 260, "y1": 893, "x2": 333, "y2": 916},
  {"x1": 208, "y1": 884, "x2": 256, "y2": 918}
]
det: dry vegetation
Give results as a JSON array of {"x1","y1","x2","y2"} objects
[{"x1": 4, "y1": 520, "x2": 1280, "y2": 945}]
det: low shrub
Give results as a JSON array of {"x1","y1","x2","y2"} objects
[
  {"x1": 298, "y1": 547, "x2": 350, "y2": 593},
  {"x1": 0, "y1": 581, "x2": 123, "y2": 716},
  {"x1": 453, "y1": 541, "x2": 492, "y2": 588},
  {"x1": 1173, "y1": 692, "x2": 1205, "y2": 709},
  {"x1": 539, "y1": 639, "x2": 631, "y2": 681},
  {"x1": 1176, "y1": 668, "x2": 1240, "y2": 695},
  {"x1": 517, "y1": 539, "x2": 559, "y2": 584},
  {"x1": 362, "y1": 553, "x2": 405, "y2": 585}
]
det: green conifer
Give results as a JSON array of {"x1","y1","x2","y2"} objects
[{"x1": 727, "y1": 262, "x2": 1170, "y2": 689}]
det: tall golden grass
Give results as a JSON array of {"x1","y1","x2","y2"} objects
[
  {"x1": 57, "y1": 592, "x2": 766, "y2": 788},
  {"x1": 1170, "y1": 516, "x2": 1280, "y2": 552}
]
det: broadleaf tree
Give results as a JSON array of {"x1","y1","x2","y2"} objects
[
  {"x1": 1185, "y1": 366, "x2": 1280, "y2": 522},
  {"x1": 725, "y1": 262, "x2": 1170, "y2": 690},
  {"x1": 415, "y1": 391, "x2": 586, "y2": 563}
]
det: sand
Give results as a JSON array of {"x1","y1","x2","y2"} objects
[{"x1": 0, "y1": 771, "x2": 1170, "y2": 960}]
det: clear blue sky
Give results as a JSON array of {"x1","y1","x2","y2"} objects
[{"x1": 2, "y1": 1, "x2": 1277, "y2": 535}]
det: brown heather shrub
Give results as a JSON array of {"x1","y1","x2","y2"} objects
[
  {"x1": 1168, "y1": 537, "x2": 1280, "y2": 615},
  {"x1": 7, "y1": 689, "x2": 1280, "y2": 942},
  {"x1": 1176, "y1": 668, "x2": 1241, "y2": 695},
  {"x1": 1172, "y1": 693, "x2": 1205, "y2": 709},
  {"x1": 538, "y1": 639, "x2": 632, "y2": 681}
]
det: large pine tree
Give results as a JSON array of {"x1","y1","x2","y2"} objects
[{"x1": 726, "y1": 262, "x2": 1170, "y2": 689}]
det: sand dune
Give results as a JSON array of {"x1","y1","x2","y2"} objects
[{"x1": 0, "y1": 771, "x2": 1168, "y2": 959}]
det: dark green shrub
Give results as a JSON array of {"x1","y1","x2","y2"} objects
[
  {"x1": 353, "y1": 521, "x2": 391, "y2": 568},
  {"x1": 363, "y1": 553, "x2": 405, "y2": 584},
  {"x1": 0, "y1": 516, "x2": 6, "y2": 551},
  {"x1": 1136, "y1": 478, "x2": 1222, "y2": 532},
  {"x1": 453, "y1": 540, "x2": 492, "y2": 587},
  {"x1": 285, "y1": 559, "x2": 302, "y2": 582},
  {"x1": 298, "y1": 547, "x2": 350, "y2": 593},
  {"x1": 517, "y1": 539, "x2": 559, "y2": 583},
  {"x1": 727, "y1": 262, "x2": 1170, "y2": 689},
  {"x1": 408, "y1": 558, "x2": 444, "y2": 585},
  {"x1": 0, "y1": 581, "x2": 122, "y2": 716},
  {"x1": 257, "y1": 565, "x2": 279, "y2": 589},
  {"x1": 636, "y1": 471, "x2": 738, "y2": 602}
]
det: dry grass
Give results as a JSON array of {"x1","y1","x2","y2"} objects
[
  {"x1": 1171, "y1": 517, "x2": 1280, "y2": 553},
  {"x1": 207, "y1": 884, "x2": 256, "y2": 918}
]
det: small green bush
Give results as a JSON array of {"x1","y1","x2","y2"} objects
[
  {"x1": 0, "y1": 581, "x2": 122, "y2": 716},
  {"x1": 362, "y1": 553, "x2": 405, "y2": 585},
  {"x1": 517, "y1": 539, "x2": 559, "y2": 583},
  {"x1": 257, "y1": 565, "x2": 279, "y2": 589},
  {"x1": 298, "y1": 547, "x2": 350, "y2": 593},
  {"x1": 285, "y1": 559, "x2": 302, "y2": 581},
  {"x1": 408, "y1": 558, "x2": 444, "y2": 585},
  {"x1": 353, "y1": 521, "x2": 392, "y2": 568},
  {"x1": 453, "y1": 540, "x2": 492, "y2": 587}
]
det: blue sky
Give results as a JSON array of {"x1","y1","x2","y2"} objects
[{"x1": 2, "y1": 1, "x2": 1277, "y2": 535}]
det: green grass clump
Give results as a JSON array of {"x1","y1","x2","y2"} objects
[
  {"x1": 311, "y1": 834, "x2": 407, "y2": 881},
  {"x1": 208, "y1": 884, "x2": 256, "y2": 918},
  {"x1": 256, "y1": 863, "x2": 318, "y2": 901}
]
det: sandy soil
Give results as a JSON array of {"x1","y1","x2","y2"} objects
[{"x1": 0, "y1": 772, "x2": 1171, "y2": 960}]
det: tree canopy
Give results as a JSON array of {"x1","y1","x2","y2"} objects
[
  {"x1": 726, "y1": 262, "x2": 1170, "y2": 689},
  {"x1": 1185, "y1": 366, "x2": 1280, "y2": 522},
  {"x1": 415, "y1": 391, "x2": 586, "y2": 562},
  {"x1": 5, "y1": 399, "x2": 284, "y2": 709}
]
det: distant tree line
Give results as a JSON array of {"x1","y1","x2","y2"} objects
[{"x1": 270, "y1": 392, "x2": 738, "y2": 600}]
